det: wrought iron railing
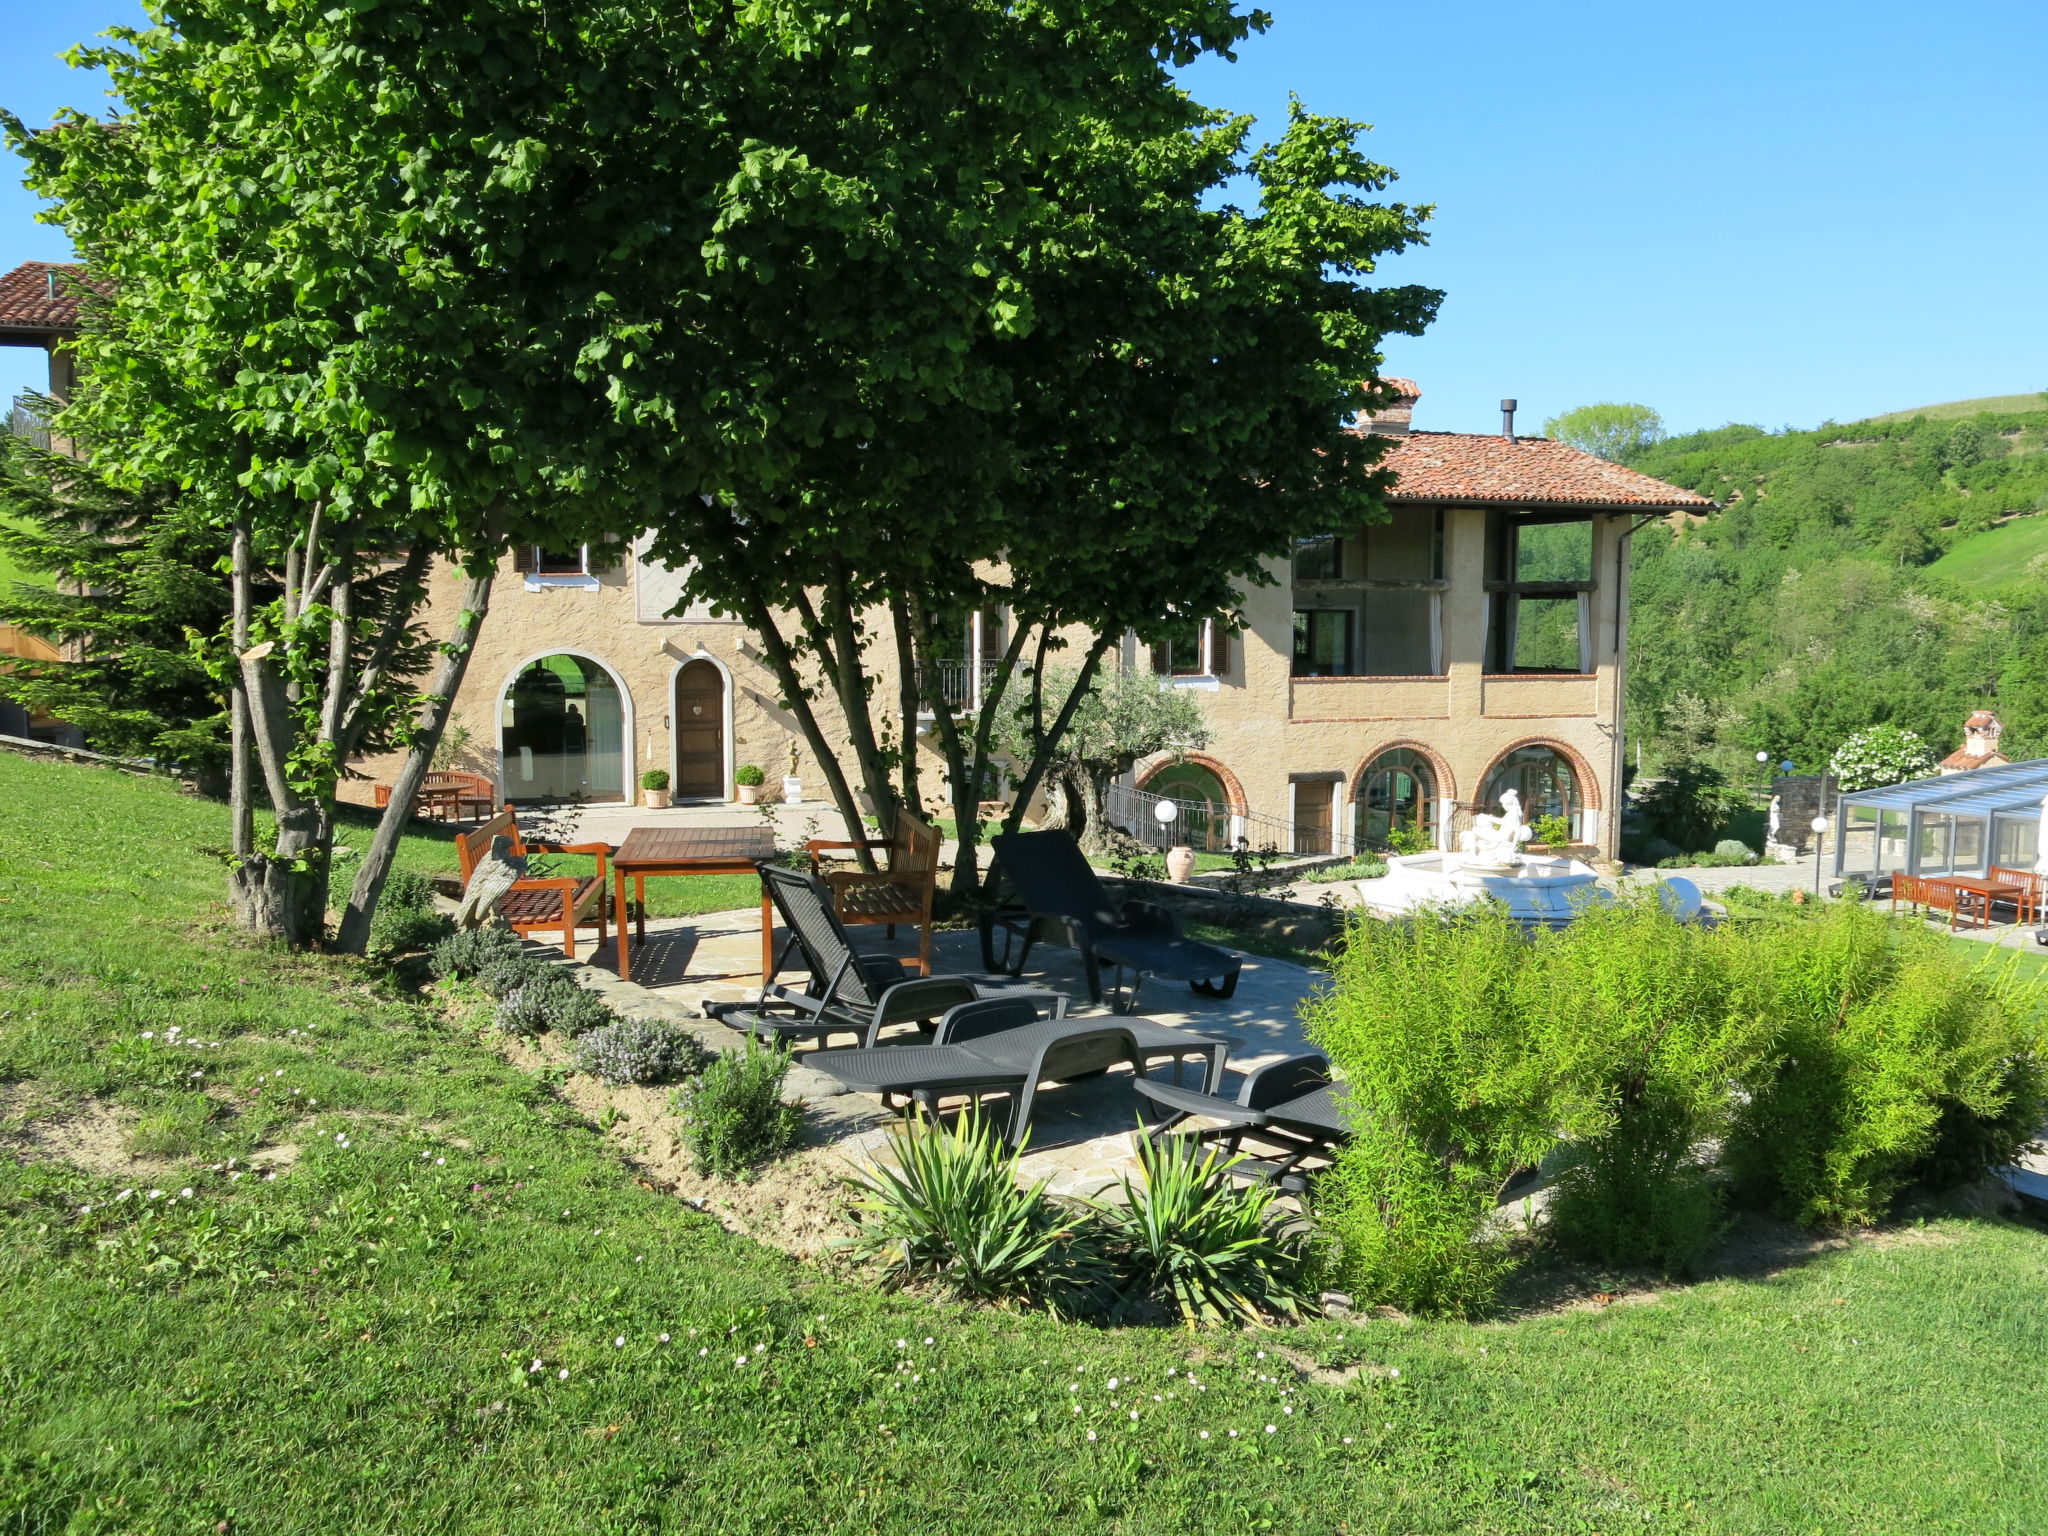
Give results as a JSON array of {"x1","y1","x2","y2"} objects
[
  {"x1": 1102, "y1": 780, "x2": 1324, "y2": 857},
  {"x1": 6, "y1": 400, "x2": 50, "y2": 451},
  {"x1": 922, "y1": 658, "x2": 1002, "y2": 712}
]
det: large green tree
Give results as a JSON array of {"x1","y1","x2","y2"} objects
[
  {"x1": 651, "y1": 97, "x2": 1438, "y2": 891},
  {"x1": 1544, "y1": 402, "x2": 1666, "y2": 463}
]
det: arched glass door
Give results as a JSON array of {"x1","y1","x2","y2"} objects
[
  {"x1": 501, "y1": 654, "x2": 626, "y2": 802},
  {"x1": 1142, "y1": 761, "x2": 1232, "y2": 852},
  {"x1": 1479, "y1": 744, "x2": 1582, "y2": 838},
  {"x1": 1355, "y1": 748, "x2": 1437, "y2": 850}
]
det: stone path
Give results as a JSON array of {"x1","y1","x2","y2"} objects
[{"x1": 555, "y1": 901, "x2": 1324, "y2": 1198}]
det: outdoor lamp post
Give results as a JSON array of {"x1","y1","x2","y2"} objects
[
  {"x1": 1756, "y1": 749, "x2": 1771, "y2": 792},
  {"x1": 1811, "y1": 815, "x2": 1830, "y2": 900}
]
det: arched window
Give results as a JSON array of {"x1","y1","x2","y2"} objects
[
  {"x1": 501, "y1": 654, "x2": 627, "y2": 803},
  {"x1": 1479, "y1": 744, "x2": 1582, "y2": 838},
  {"x1": 1141, "y1": 760, "x2": 1232, "y2": 852},
  {"x1": 1355, "y1": 748, "x2": 1437, "y2": 850}
]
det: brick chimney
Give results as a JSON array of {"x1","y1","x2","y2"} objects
[
  {"x1": 1358, "y1": 377, "x2": 1421, "y2": 436},
  {"x1": 1937, "y1": 710, "x2": 2009, "y2": 774}
]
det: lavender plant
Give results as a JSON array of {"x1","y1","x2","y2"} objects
[{"x1": 572, "y1": 1019, "x2": 709, "y2": 1085}]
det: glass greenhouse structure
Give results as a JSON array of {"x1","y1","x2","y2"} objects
[{"x1": 1833, "y1": 758, "x2": 2048, "y2": 881}]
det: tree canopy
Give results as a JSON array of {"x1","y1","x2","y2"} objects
[{"x1": 1543, "y1": 402, "x2": 1666, "y2": 463}]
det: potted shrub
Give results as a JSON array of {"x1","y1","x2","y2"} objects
[
  {"x1": 734, "y1": 763, "x2": 765, "y2": 806},
  {"x1": 640, "y1": 768, "x2": 672, "y2": 810}
]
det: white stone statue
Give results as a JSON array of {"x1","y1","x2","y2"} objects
[
  {"x1": 1766, "y1": 794, "x2": 1782, "y2": 848},
  {"x1": 1458, "y1": 788, "x2": 1534, "y2": 866}
]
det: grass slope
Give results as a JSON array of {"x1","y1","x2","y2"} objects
[
  {"x1": 1923, "y1": 512, "x2": 2048, "y2": 588},
  {"x1": 4, "y1": 753, "x2": 2048, "y2": 1533},
  {"x1": 1867, "y1": 393, "x2": 2048, "y2": 424}
]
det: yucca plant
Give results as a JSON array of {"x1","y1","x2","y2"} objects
[
  {"x1": 1092, "y1": 1130, "x2": 1311, "y2": 1328},
  {"x1": 840, "y1": 1110, "x2": 1107, "y2": 1310}
]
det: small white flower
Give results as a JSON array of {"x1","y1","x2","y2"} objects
[
  {"x1": 421, "y1": 1152, "x2": 432, "y2": 1161},
  {"x1": 1389, "y1": 1368, "x2": 1399, "y2": 1378},
  {"x1": 141, "y1": 1032, "x2": 154, "y2": 1040},
  {"x1": 148, "y1": 1189, "x2": 163, "y2": 1200},
  {"x1": 735, "y1": 1356, "x2": 748, "y2": 1367},
  {"x1": 1283, "y1": 1406, "x2": 1294, "y2": 1415},
  {"x1": 229, "y1": 1172, "x2": 243, "y2": 1180},
  {"x1": 895, "y1": 1339, "x2": 907, "y2": 1349},
  {"x1": 614, "y1": 1336, "x2": 626, "y2": 1348},
  {"x1": 557, "y1": 1368, "x2": 568, "y2": 1380},
  {"x1": 698, "y1": 1348, "x2": 708, "y2": 1357},
  {"x1": 1256, "y1": 1351, "x2": 1266, "y2": 1359},
  {"x1": 1107, "y1": 1377, "x2": 1119, "y2": 1390},
  {"x1": 1070, "y1": 1404, "x2": 1079, "y2": 1414},
  {"x1": 1067, "y1": 1384, "x2": 1078, "y2": 1393},
  {"x1": 1199, "y1": 1430, "x2": 1210, "y2": 1440},
  {"x1": 77, "y1": 1204, "x2": 92, "y2": 1214},
  {"x1": 435, "y1": 1157, "x2": 444, "y2": 1166},
  {"x1": 179, "y1": 1188, "x2": 193, "y2": 1199},
  {"x1": 923, "y1": 1336, "x2": 934, "y2": 1345},
  {"x1": 659, "y1": 1333, "x2": 670, "y2": 1343},
  {"x1": 1264, "y1": 1424, "x2": 1276, "y2": 1435},
  {"x1": 116, "y1": 1189, "x2": 133, "y2": 1201},
  {"x1": 1085, "y1": 1431, "x2": 1096, "y2": 1442},
  {"x1": 1229, "y1": 1429, "x2": 1239, "y2": 1438},
  {"x1": 1128, "y1": 1410, "x2": 1138, "y2": 1420},
  {"x1": 1342, "y1": 1436, "x2": 1354, "y2": 1445},
  {"x1": 529, "y1": 1359, "x2": 542, "y2": 1372}
]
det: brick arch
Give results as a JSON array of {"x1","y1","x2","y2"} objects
[
  {"x1": 1474, "y1": 737, "x2": 1602, "y2": 812},
  {"x1": 1136, "y1": 751, "x2": 1247, "y2": 817},
  {"x1": 1348, "y1": 739, "x2": 1457, "y2": 807}
]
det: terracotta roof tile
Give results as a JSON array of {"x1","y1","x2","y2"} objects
[
  {"x1": 0, "y1": 262, "x2": 88, "y2": 332},
  {"x1": 1369, "y1": 429, "x2": 1716, "y2": 509}
]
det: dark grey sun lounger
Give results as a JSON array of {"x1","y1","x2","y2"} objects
[
  {"x1": 811, "y1": 995, "x2": 1230, "y2": 1146},
  {"x1": 980, "y1": 830, "x2": 1243, "y2": 1013},
  {"x1": 702, "y1": 864, "x2": 1037, "y2": 1050},
  {"x1": 1134, "y1": 1052, "x2": 1342, "y2": 1189}
]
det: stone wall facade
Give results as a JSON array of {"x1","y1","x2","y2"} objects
[{"x1": 349, "y1": 501, "x2": 1634, "y2": 860}]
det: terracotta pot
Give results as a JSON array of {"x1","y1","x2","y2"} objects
[
  {"x1": 1164, "y1": 845, "x2": 1197, "y2": 884},
  {"x1": 736, "y1": 783, "x2": 761, "y2": 805},
  {"x1": 641, "y1": 789, "x2": 672, "y2": 810}
]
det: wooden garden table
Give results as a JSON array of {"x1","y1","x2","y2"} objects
[
  {"x1": 609, "y1": 825, "x2": 779, "y2": 983},
  {"x1": 1921, "y1": 875, "x2": 2026, "y2": 932}
]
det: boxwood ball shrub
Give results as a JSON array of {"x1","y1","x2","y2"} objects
[
  {"x1": 672, "y1": 1039, "x2": 804, "y2": 1177},
  {"x1": 572, "y1": 1019, "x2": 709, "y2": 1086},
  {"x1": 734, "y1": 764, "x2": 766, "y2": 788},
  {"x1": 640, "y1": 768, "x2": 670, "y2": 792}
]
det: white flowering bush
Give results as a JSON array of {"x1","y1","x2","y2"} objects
[
  {"x1": 572, "y1": 1019, "x2": 709, "y2": 1085},
  {"x1": 1828, "y1": 725, "x2": 1936, "y2": 791}
]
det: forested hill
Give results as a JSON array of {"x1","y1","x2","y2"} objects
[{"x1": 1623, "y1": 396, "x2": 2048, "y2": 774}]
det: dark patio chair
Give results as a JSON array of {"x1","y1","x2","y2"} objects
[
  {"x1": 701, "y1": 864, "x2": 1032, "y2": 1050},
  {"x1": 807, "y1": 1005, "x2": 1230, "y2": 1147},
  {"x1": 1133, "y1": 1052, "x2": 1338, "y2": 1189},
  {"x1": 979, "y1": 830, "x2": 1243, "y2": 1013}
]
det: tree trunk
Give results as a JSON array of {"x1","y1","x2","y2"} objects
[
  {"x1": 334, "y1": 570, "x2": 494, "y2": 955},
  {"x1": 228, "y1": 812, "x2": 327, "y2": 947},
  {"x1": 228, "y1": 520, "x2": 254, "y2": 857}
]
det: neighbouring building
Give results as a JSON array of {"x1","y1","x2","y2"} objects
[
  {"x1": 1939, "y1": 710, "x2": 2010, "y2": 774},
  {"x1": 3, "y1": 261, "x2": 1721, "y2": 860}
]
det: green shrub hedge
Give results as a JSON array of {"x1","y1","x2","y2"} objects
[{"x1": 1305, "y1": 897, "x2": 2048, "y2": 1314}]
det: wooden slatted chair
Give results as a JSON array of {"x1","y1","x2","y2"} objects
[
  {"x1": 1890, "y1": 872, "x2": 1962, "y2": 930},
  {"x1": 1989, "y1": 865, "x2": 2043, "y2": 926},
  {"x1": 455, "y1": 809, "x2": 609, "y2": 958},
  {"x1": 806, "y1": 810, "x2": 942, "y2": 976}
]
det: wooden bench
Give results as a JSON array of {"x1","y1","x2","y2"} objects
[
  {"x1": 376, "y1": 770, "x2": 497, "y2": 822},
  {"x1": 1989, "y1": 865, "x2": 2044, "y2": 926},
  {"x1": 456, "y1": 808, "x2": 610, "y2": 958},
  {"x1": 1890, "y1": 873, "x2": 1963, "y2": 929},
  {"x1": 807, "y1": 810, "x2": 942, "y2": 975}
]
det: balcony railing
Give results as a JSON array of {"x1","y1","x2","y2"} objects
[
  {"x1": 1102, "y1": 781, "x2": 1326, "y2": 857},
  {"x1": 6, "y1": 401, "x2": 50, "y2": 451},
  {"x1": 922, "y1": 658, "x2": 1002, "y2": 713}
]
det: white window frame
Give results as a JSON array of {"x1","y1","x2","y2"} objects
[
  {"x1": 1158, "y1": 619, "x2": 1224, "y2": 690},
  {"x1": 520, "y1": 544, "x2": 600, "y2": 591}
]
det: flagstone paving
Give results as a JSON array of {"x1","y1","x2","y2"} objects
[{"x1": 558, "y1": 900, "x2": 1324, "y2": 1197}]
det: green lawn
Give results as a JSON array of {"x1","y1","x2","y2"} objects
[
  {"x1": 0, "y1": 512, "x2": 55, "y2": 595},
  {"x1": 1924, "y1": 512, "x2": 2048, "y2": 589},
  {"x1": 5, "y1": 751, "x2": 2048, "y2": 1532}
]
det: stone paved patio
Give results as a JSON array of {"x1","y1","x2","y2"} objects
[{"x1": 556, "y1": 899, "x2": 1325, "y2": 1198}]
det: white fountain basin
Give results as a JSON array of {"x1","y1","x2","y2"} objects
[{"x1": 1357, "y1": 854, "x2": 1704, "y2": 925}]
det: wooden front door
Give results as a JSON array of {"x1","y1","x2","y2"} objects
[
  {"x1": 673, "y1": 660, "x2": 725, "y2": 799},
  {"x1": 1293, "y1": 781, "x2": 1333, "y2": 856}
]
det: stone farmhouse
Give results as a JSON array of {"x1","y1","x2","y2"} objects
[{"x1": 2, "y1": 261, "x2": 1715, "y2": 859}]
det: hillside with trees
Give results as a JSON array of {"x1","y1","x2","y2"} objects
[{"x1": 1619, "y1": 395, "x2": 2048, "y2": 777}]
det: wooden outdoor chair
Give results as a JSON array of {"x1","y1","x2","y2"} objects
[
  {"x1": 1989, "y1": 866, "x2": 2044, "y2": 926},
  {"x1": 1890, "y1": 872, "x2": 1962, "y2": 930},
  {"x1": 376, "y1": 770, "x2": 497, "y2": 822},
  {"x1": 455, "y1": 808, "x2": 610, "y2": 958},
  {"x1": 806, "y1": 810, "x2": 942, "y2": 976}
]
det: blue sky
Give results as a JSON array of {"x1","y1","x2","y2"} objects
[{"x1": 5, "y1": 0, "x2": 2045, "y2": 434}]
